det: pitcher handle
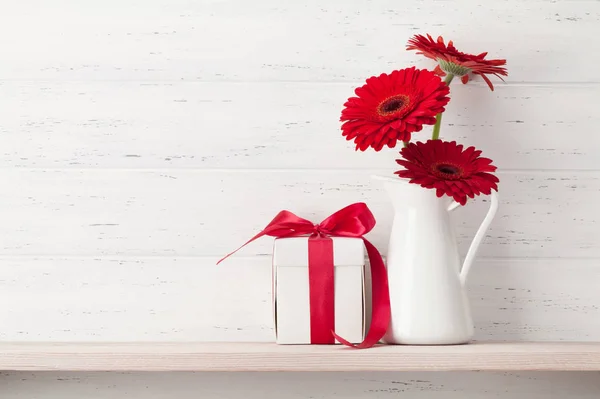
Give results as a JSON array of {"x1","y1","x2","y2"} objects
[{"x1": 448, "y1": 191, "x2": 499, "y2": 285}]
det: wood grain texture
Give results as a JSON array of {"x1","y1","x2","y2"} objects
[
  {"x1": 1, "y1": 0, "x2": 599, "y2": 396},
  {"x1": 1, "y1": 82, "x2": 598, "y2": 170},
  {"x1": 2, "y1": 342, "x2": 600, "y2": 371},
  {"x1": 0, "y1": 170, "x2": 597, "y2": 258},
  {"x1": 3, "y1": 371, "x2": 600, "y2": 399},
  {"x1": 0, "y1": 0, "x2": 598, "y2": 82},
  {"x1": 1, "y1": 257, "x2": 599, "y2": 342}
]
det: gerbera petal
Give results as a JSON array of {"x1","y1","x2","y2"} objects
[
  {"x1": 433, "y1": 65, "x2": 445, "y2": 76},
  {"x1": 478, "y1": 73, "x2": 495, "y2": 91},
  {"x1": 340, "y1": 68, "x2": 450, "y2": 151},
  {"x1": 395, "y1": 140, "x2": 499, "y2": 205},
  {"x1": 407, "y1": 33, "x2": 507, "y2": 91}
]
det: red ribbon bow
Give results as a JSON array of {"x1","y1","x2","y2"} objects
[{"x1": 218, "y1": 202, "x2": 390, "y2": 348}]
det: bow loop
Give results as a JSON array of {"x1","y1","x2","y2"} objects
[
  {"x1": 262, "y1": 210, "x2": 315, "y2": 237},
  {"x1": 319, "y1": 202, "x2": 376, "y2": 237}
]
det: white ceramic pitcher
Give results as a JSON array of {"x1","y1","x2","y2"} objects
[{"x1": 374, "y1": 175, "x2": 499, "y2": 345}]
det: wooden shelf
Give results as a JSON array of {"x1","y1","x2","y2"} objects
[{"x1": 1, "y1": 342, "x2": 599, "y2": 372}]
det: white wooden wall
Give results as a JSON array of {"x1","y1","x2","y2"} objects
[{"x1": 1, "y1": 0, "x2": 599, "y2": 397}]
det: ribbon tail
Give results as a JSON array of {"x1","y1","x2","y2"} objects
[
  {"x1": 217, "y1": 210, "x2": 316, "y2": 265},
  {"x1": 216, "y1": 230, "x2": 268, "y2": 265},
  {"x1": 333, "y1": 238, "x2": 390, "y2": 348}
]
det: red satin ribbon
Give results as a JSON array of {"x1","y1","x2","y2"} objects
[
  {"x1": 307, "y1": 236, "x2": 335, "y2": 344},
  {"x1": 217, "y1": 202, "x2": 391, "y2": 348}
]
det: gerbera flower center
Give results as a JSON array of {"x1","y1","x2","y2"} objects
[
  {"x1": 377, "y1": 95, "x2": 410, "y2": 117},
  {"x1": 434, "y1": 163, "x2": 464, "y2": 179},
  {"x1": 438, "y1": 164, "x2": 459, "y2": 174}
]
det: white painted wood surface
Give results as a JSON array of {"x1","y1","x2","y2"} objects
[
  {"x1": 2, "y1": 371, "x2": 600, "y2": 399},
  {"x1": 1, "y1": 82, "x2": 598, "y2": 170},
  {"x1": 1, "y1": 0, "x2": 599, "y2": 397},
  {"x1": 3, "y1": 342, "x2": 600, "y2": 371},
  {"x1": 0, "y1": 0, "x2": 598, "y2": 82},
  {"x1": 0, "y1": 170, "x2": 597, "y2": 258},
  {"x1": 1, "y1": 258, "x2": 599, "y2": 342}
]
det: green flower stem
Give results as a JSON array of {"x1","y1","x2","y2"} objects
[{"x1": 431, "y1": 73, "x2": 455, "y2": 140}]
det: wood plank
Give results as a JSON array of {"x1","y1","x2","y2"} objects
[
  {"x1": 3, "y1": 370, "x2": 600, "y2": 399},
  {"x1": 1, "y1": 257, "x2": 599, "y2": 342},
  {"x1": 0, "y1": 1, "x2": 597, "y2": 82},
  {"x1": 0, "y1": 170, "x2": 597, "y2": 258},
  {"x1": 1, "y1": 342, "x2": 600, "y2": 371},
  {"x1": 1, "y1": 82, "x2": 598, "y2": 170}
]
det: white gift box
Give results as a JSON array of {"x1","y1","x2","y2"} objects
[{"x1": 272, "y1": 237, "x2": 366, "y2": 344}]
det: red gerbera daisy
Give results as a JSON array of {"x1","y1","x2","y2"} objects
[
  {"x1": 340, "y1": 67, "x2": 450, "y2": 151},
  {"x1": 407, "y1": 34, "x2": 507, "y2": 91},
  {"x1": 395, "y1": 140, "x2": 499, "y2": 205}
]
